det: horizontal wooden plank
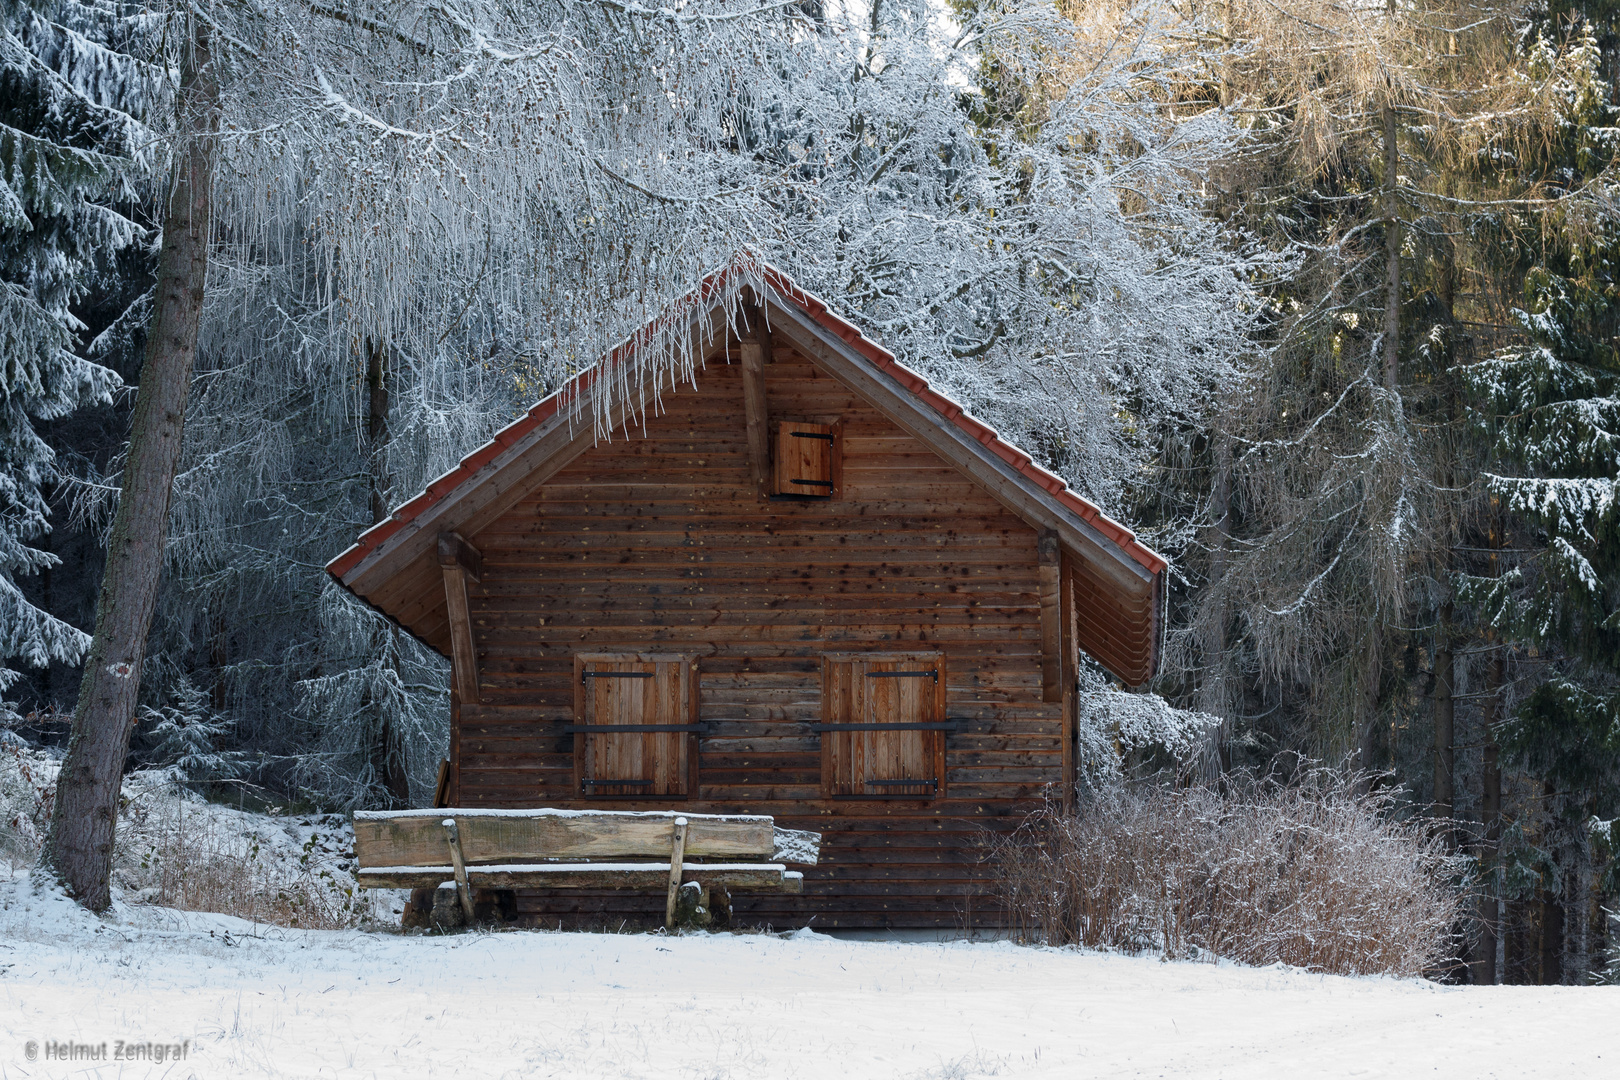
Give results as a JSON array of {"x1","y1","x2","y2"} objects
[
  {"x1": 352, "y1": 810, "x2": 774, "y2": 867},
  {"x1": 469, "y1": 624, "x2": 1036, "y2": 643},
  {"x1": 359, "y1": 863, "x2": 797, "y2": 892}
]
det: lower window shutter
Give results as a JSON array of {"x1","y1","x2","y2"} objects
[
  {"x1": 578, "y1": 657, "x2": 691, "y2": 797},
  {"x1": 821, "y1": 656, "x2": 943, "y2": 798}
]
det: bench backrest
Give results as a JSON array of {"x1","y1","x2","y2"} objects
[{"x1": 352, "y1": 809, "x2": 774, "y2": 868}]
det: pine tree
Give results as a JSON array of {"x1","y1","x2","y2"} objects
[
  {"x1": 1446, "y1": 19, "x2": 1620, "y2": 980},
  {"x1": 1458, "y1": 260, "x2": 1620, "y2": 953},
  {"x1": 0, "y1": 0, "x2": 143, "y2": 698},
  {"x1": 143, "y1": 674, "x2": 242, "y2": 782},
  {"x1": 1461, "y1": 268, "x2": 1619, "y2": 715}
]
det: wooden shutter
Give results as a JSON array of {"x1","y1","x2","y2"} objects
[
  {"x1": 773, "y1": 422, "x2": 835, "y2": 497},
  {"x1": 574, "y1": 655, "x2": 696, "y2": 798},
  {"x1": 820, "y1": 654, "x2": 946, "y2": 798}
]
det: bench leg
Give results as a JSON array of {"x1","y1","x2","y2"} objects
[
  {"x1": 708, "y1": 884, "x2": 732, "y2": 928},
  {"x1": 443, "y1": 818, "x2": 476, "y2": 924},
  {"x1": 473, "y1": 888, "x2": 515, "y2": 924},
  {"x1": 403, "y1": 888, "x2": 437, "y2": 929},
  {"x1": 664, "y1": 816, "x2": 688, "y2": 930}
]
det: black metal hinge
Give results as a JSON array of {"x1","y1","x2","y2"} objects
[
  {"x1": 563, "y1": 725, "x2": 705, "y2": 734},
  {"x1": 811, "y1": 721, "x2": 960, "y2": 732},
  {"x1": 866, "y1": 777, "x2": 938, "y2": 792}
]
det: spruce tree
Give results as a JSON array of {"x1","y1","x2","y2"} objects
[
  {"x1": 1457, "y1": 224, "x2": 1620, "y2": 979},
  {"x1": 1459, "y1": 261, "x2": 1620, "y2": 810},
  {"x1": 0, "y1": 0, "x2": 144, "y2": 698}
]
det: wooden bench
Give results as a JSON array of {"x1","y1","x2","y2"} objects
[{"x1": 352, "y1": 808, "x2": 820, "y2": 928}]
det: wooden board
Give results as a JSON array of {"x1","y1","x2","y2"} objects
[
  {"x1": 573, "y1": 654, "x2": 695, "y2": 798},
  {"x1": 358, "y1": 862, "x2": 795, "y2": 892},
  {"x1": 352, "y1": 810, "x2": 774, "y2": 867},
  {"x1": 773, "y1": 421, "x2": 834, "y2": 496},
  {"x1": 821, "y1": 652, "x2": 946, "y2": 799}
]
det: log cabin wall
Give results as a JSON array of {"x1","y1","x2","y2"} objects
[{"x1": 453, "y1": 339, "x2": 1065, "y2": 929}]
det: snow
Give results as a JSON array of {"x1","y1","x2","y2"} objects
[
  {"x1": 771, "y1": 827, "x2": 822, "y2": 866},
  {"x1": 0, "y1": 873, "x2": 1611, "y2": 1079}
]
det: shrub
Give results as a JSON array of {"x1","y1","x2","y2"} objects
[
  {"x1": 0, "y1": 742, "x2": 54, "y2": 867},
  {"x1": 114, "y1": 779, "x2": 362, "y2": 929},
  {"x1": 1, "y1": 743, "x2": 373, "y2": 928},
  {"x1": 987, "y1": 770, "x2": 1467, "y2": 977},
  {"x1": 1601, "y1": 908, "x2": 1620, "y2": 985}
]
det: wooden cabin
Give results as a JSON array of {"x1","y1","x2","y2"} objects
[{"x1": 326, "y1": 265, "x2": 1166, "y2": 929}]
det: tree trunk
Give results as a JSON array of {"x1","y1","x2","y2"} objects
[
  {"x1": 1432, "y1": 607, "x2": 1454, "y2": 824},
  {"x1": 366, "y1": 339, "x2": 410, "y2": 806},
  {"x1": 210, "y1": 611, "x2": 229, "y2": 713},
  {"x1": 366, "y1": 338, "x2": 391, "y2": 527},
  {"x1": 1354, "y1": 629, "x2": 1382, "y2": 782},
  {"x1": 41, "y1": 22, "x2": 219, "y2": 910},
  {"x1": 1477, "y1": 643, "x2": 1504, "y2": 985},
  {"x1": 1219, "y1": 0, "x2": 1235, "y2": 110},
  {"x1": 1474, "y1": 498, "x2": 1506, "y2": 984},
  {"x1": 1197, "y1": 432, "x2": 1233, "y2": 776},
  {"x1": 1382, "y1": 101, "x2": 1400, "y2": 390},
  {"x1": 1539, "y1": 780, "x2": 1564, "y2": 985}
]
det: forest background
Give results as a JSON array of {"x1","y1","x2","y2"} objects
[{"x1": 4, "y1": 0, "x2": 1618, "y2": 984}]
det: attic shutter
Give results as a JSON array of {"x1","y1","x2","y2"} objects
[
  {"x1": 575, "y1": 655, "x2": 695, "y2": 798},
  {"x1": 820, "y1": 655, "x2": 946, "y2": 798},
  {"x1": 774, "y1": 422, "x2": 835, "y2": 497}
]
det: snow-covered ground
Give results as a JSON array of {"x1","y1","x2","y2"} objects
[{"x1": 0, "y1": 873, "x2": 1611, "y2": 1080}]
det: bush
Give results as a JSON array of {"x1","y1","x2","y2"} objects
[
  {"x1": 1602, "y1": 909, "x2": 1620, "y2": 985},
  {"x1": 0, "y1": 741, "x2": 54, "y2": 867},
  {"x1": 114, "y1": 778, "x2": 362, "y2": 929},
  {"x1": 987, "y1": 770, "x2": 1467, "y2": 977},
  {"x1": 2, "y1": 743, "x2": 374, "y2": 929}
]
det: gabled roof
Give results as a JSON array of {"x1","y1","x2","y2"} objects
[{"x1": 326, "y1": 262, "x2": 1166, "y2": 684}]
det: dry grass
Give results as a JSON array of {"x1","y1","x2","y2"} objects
[
  {"x1": 3, "y1": 748, "x2": 368, "y2": 928},
  {"x1": 987, "y1": 770, "x2": 1467, "y2": 977},
  {"x1": 116, "y1": 789, "x2": 360, "y2": 930},
  {"x1": 0, "y1": 742, "x2": 54, "y2": 869}
]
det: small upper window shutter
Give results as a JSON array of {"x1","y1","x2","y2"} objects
[
  {"x1": 820, "y1": 656, "x2": 944, "y2": 798},
  {"x1": 576, "y1": 656, "x2": 693, "y2": 797},
  {"x1": 773, "y1": 422, "x2": 835, "y2": 497}
]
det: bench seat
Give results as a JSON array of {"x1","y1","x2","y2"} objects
[{"x1": 358, "y1": 862, "x2": 802, "y2": 892}]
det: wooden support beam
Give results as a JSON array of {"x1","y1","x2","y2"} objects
[
  {"x1": 443, "y1": 817, "x2": 476, "y2": 923},
  {"x1": 1060, "y1": 552, "x2": 1078, "y2": 814},
  {"x1": 439, "y1": 533, "x2": 481, "y2": 704},
  {"x1": 447, "y1": 694, "x2": 461, "y2": 807},
  {"x1": 1039, "y1": 530, "x2": 1063, "y2": 704},
  {"x1": 432, "y1": 757, "x2": 451, "y2": 809},
  {"x1": 665, "y1": 816, "x2": 689, "y2": 929},
  {"x1": 738, "y1": 306, "x2": 771, "y2": 497},
  {"x1": 437, "y1": 531, "x2": 482, "y2": 582}
]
